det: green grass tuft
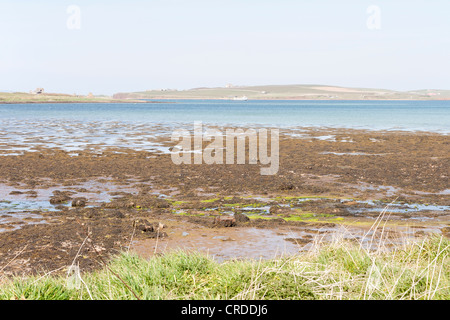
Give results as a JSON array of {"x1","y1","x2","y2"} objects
[{"x1": 0, "y1": 236, "x2": 448, "y2": 300}]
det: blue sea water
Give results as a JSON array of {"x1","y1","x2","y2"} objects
[
  {"x1": 0, "y1": 99, "x2": 449, "y2": 132},
  {"x1": 0, "y1": 100, "x2": 450, "y2": 133},
  {"x1": 0, "y1": 100, "x2": 448, "y2": 156}
]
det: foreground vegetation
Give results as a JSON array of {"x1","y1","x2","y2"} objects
[{"x1": 0, "y1": 233, "x2": 448, "y2": 300}]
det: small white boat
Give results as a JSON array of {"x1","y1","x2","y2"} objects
[{"x1": 232, "y1": 96, "x2": 248, "y2": 101}]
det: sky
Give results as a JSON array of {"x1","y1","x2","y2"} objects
[{"x1": 0, "y1": 0, "x2": 449, "y2": 95}]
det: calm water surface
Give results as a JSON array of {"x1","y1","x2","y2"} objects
[
  {"x1": 1, "y1": 100, "x2": 449, "y2": 131},
  {"x1": 0, "y1": 100, "x2": 448, "y2": 155}
]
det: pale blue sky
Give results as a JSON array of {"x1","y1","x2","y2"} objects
[{"x1": 1, "y1": 0, "x2": 449, "y2": 95}]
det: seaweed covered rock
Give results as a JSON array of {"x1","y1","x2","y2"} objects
[
  {"x1": 71, "y1": 197, "x2": 87, "y2": 207},
  {"x1": 213, "y1": 215, "x2": 236, "y2": 227},
  {"x1": 233, "y1": 212, "x2": 250, "y2": 223},
  {"x1": 50, "y1": 191, "x2": 72, "y2": 204},
  {"x1": 133, "y1": 219, "x2": 167, "y2": 238}
]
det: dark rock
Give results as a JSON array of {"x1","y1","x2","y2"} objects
[
  {"x1": 126, "y1": 200, "x2": 136, "y2": 208},
  {"x1": 50, "y1": 190, "x2": 73, "y2": 204},
  {"x1": 133, "y1": 219, "x2": 156, "y2": 232},
  {"x1": 133, "y1": 219, "x2": 167, "y2": 238},
  {"x1": 234, "y1": 212, "x2": 250, "y2": 223},
  {"x1": 154, "y1": 199, "x2": 170, "y2": 208},
  {"x1": 108, "y1": 209, "x2": 125, "y2": 218},
  {"x1": 50, "y1": 195, "x2": 71, "y2": 204},
  {"x1": 82, "y1": 208, "x2": 100, "y2": 218},
  {"x1": 24, "y1": 190, "x2": 38, "y2": 198},
  {"x1": 137, "y1": 223, "x2": 154, "y2": 232},
  {"x1": 213, "y1": 215, "x2": 236, "y2": 227},
  {"x1": 279, "y1": 183, "x2": 295, "y2": 191},
  {"x1": 269, "y1": 205, "x2": 281, "y2": 214},
  {"x1": 71, "y1": 197, "x2": 87, "y2": 207}
]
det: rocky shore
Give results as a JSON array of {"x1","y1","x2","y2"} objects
[{"x1": 0, "y1": 128, "x2": 448, "y2": 275}]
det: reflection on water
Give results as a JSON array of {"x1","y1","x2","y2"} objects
[
  {"x1": 0, "y1": 119, "x2": 176, "y2": 156},
  {"x1": 0, "y1": 199, "x2": 66, "y2": 212},
  {"x1": 0, "y1": 100, "x2": 449, "y2": 156},
  {"x1": 0, "y1": 177, "x2": 177, "y2": 232},
  {"x1": 0, "y1": 211, "x2": 47, "y2": 232},
  {"x1": 132, "y1": 221, "x2": 446, "y2": 263}
]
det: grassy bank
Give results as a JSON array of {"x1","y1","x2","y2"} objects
[
  {"x1": 113, "y1": 84, "x2": 450, "y2": 100},
  {"x1": 0, "y1": 234, "x2": 448, "y2": 300},
  {"x1": 0, "y1": 92, "x2": 145, "y2": 104}
]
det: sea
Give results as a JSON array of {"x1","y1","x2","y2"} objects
[{"x1": 0, "y1": 100, "x2": 448, "y2": 155}]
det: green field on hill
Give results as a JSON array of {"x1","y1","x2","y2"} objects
[{"x1": 113, "y1": 84, "x2": 450, "y2": 101}]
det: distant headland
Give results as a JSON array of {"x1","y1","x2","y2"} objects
[
  {"x1": 113, "y1": 84, "x2": 450, "y2": 101},
  {"x1": 2, "y1": 84, "x2": 449, "y2": 103},
  {"x1": 0, "y1": 90, "x2": 150, "y2": 104}
]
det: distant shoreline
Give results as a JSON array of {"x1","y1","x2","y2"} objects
[
  {"x1": 0, "y1": 91, "x2": 167, "y2": 104},
  {"x1": 113, "y1": 84, "x2": 450, "y2": 101},
  {"x1": 2, "y1": 98, "x2": 450, "y2": 104},
  {"x1": 3, "y1": 83, "x2": 450, "y2": 103},
  {"x1": 137, "y1": 97, "x2": 450, "y2": 101},
  {"x1": 0, "y1": 100, "x2": 165, "y2": 104}
]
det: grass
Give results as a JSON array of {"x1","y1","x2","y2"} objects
[
  {"x1": 0, "y1": 200, "x2": 448, "y2": 300},
  {"x1": 0, "y1": 233, "x2": 448, "y2": 300},
  {"x1": 167, "y1": 200, "x2": 187, "y2": 206},
  {"x1": 0, "y1": 92, "x2": 143, "y2": 104},
  {"x1": 171, "y1": 210, "x2": 205, "y2": 217},
  {"x1": 247, "y1": 214, "x2": 274, "y2": 220},
  {"x1": 114, "y1": 84, "x2": 450, "y2": 101},
  {"x1": 199, "y1": 198, "x2": 220, "y2": 203}
]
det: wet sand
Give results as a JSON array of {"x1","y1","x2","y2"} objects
[{"x1": 0, "y1": 127, "x2": 448, "y2": 276}]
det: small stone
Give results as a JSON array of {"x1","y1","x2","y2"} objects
[
  {"x1": 234, "y1": 212, "x2": 250, "y2": 223},
  {"x1": 269, "y1": 205, "x2": 281, "y2": 214},
  {"x1": 213, "y1": 215, "x2": 236, "y2": 227},
  {"x1": 134, "y1": 219, "x2": 155, "y2": 232},
  {"x1": 279, "y1": 183, "x2": 295, "y2": 190},
  {"x1": 71, "y1": 197, "x2": 87, "y2": 207},
  {"x1": 50, "y1": 195, "x2": 71, "y2": 204}
]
